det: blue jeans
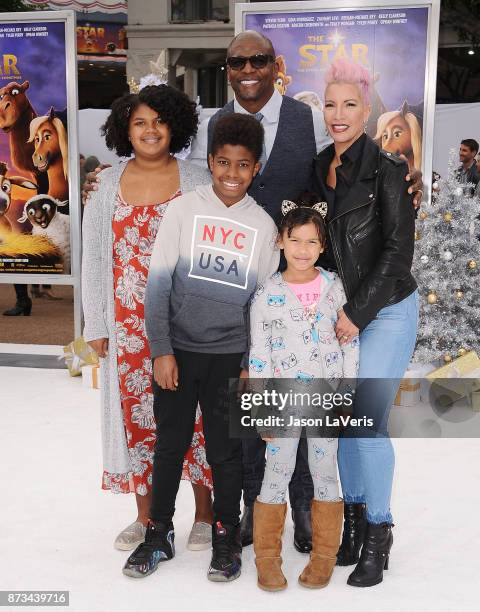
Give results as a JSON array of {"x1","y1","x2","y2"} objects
[{"x1": 338, "y1": 290, "x2": 419, "y2": 524}]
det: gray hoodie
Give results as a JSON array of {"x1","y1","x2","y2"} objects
[{"x1": 145, "y1": 183, "x2": 280, "y2": 357}]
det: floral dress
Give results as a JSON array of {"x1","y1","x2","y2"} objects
[{"x1": 102, "y1": 191, "x2": 213, "y2": 495}]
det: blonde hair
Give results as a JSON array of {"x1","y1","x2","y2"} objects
[
  {"x1": 374, "y1": 110, "x2": 422, "y2": 170},
  {"x1": 28, "y1": 115, "x2": 69, "y2": 179}
]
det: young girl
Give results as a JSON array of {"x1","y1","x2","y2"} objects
[
  {"x1": 82, "y1": 84, "x2": 214, "y2": 554},
  {"x1": 248, "y1": 193, "x2": 359, "y2": 591}
]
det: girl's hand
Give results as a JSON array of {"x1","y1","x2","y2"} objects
[
  {"x1": 261, "y1": 434, "x2": 274, "y2": 443},
  {"x1": 335, "y1": 309, "x2": 359, "y2": 346},
  {"x1": 88, "y1": 338, "x2": 109, "y2": 358},
  {"x1": 154, "y1": 355, "x2": 179, "y2": 391}
]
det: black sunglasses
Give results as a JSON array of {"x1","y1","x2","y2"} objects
[{"x1": 225, "y1": 54, "x2": 275, "y2": 71}]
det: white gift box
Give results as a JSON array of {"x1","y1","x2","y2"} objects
[
  {"x1": 81, "y1": 364, "x2": 101, "y2": 389},
  {"x1": 394, "y1": 363, "x2": 434, "y2": 407},
  {"x1": 471, "y1": 389, "x2": 480, "y2": 412}
]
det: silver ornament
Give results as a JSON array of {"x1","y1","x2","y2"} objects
[
  {"x1": 454, "y1": 187, "x2": 463, "y2": 197},
  {"x1": 442, "y1": 250, "x2": 453, "y2": 261},
  {"x1": 420, "y1": 255, "x2": 429, "y2": 264},
  {"x1": 432, "y1": 181, "x2": 439, "y2": 190}
]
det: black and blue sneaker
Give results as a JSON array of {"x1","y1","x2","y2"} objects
[
  {"x1": 122, "y1": 520, "x2": 174, "y2": 578},
  {"x1": 207, "y1": 521, "x2": 242, "y2": 582}
]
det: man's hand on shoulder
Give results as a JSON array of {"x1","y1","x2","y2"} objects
[
  {"x1": 399, "y1": 155, "x2": 423, "y2": 209},
  {"x1": 82, "y1": 163, "x2": 111, "y2": 205}
]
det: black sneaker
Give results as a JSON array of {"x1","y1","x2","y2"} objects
[
  {"x1": 122, "y1": 520, "x2": 175, "y2": 578},
  {"x1": 207, "y1": 521, "x2": 242, "y2": 582}
]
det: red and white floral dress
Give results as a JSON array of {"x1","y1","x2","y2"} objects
[{"x1": 102, "y1": 191, "x2": 212, "y2": 495}]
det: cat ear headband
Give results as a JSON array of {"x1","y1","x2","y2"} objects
[{"x1": 281, "y1": 199, "x2": 328, "y2": 219}]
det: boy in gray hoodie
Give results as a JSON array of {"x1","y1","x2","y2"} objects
[{"x1": 123, "y1": 114, "x2": 279, "y2": 582}]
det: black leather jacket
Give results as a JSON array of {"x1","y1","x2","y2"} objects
[{"x1": 314, "y1": 136, "x2": 417, "y2": 331}]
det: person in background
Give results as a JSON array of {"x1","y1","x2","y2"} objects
[
  {"x1": 3, "y1": 284, "x2": 32, "y2": 316},
  {"x1": 457, "y1": 139, "x2": 479, "y2": 196},
  {"x1": 79, "y1": 153, "x2": 86, "y2": 175},
  {"x1": 80, "y1": 155, "x2": 100, "y2": 200},
  {"x1": 82, "y1": 84, "x2": 215, "y2": 556},
  {"x1": 84, "y1": 155, "x2": 100, "y2": 178}
]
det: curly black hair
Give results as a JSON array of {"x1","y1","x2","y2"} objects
[
  {"x1": 210, "y1": 113, "x2": 264, "y2": 162},
  {"x1": 101, "y1": 85, "x2": 198, "y2": 157},
  {"x1": 277, "y1": 191, "x2": 327, "y2": 246}
]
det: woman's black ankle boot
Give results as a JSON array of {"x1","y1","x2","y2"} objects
[
  {"x1": 336, "y1": 502, "x2": 366, "y2": 566},
  {"x1": 347, "y1": 522, "x2": 393, "y2": 587}
]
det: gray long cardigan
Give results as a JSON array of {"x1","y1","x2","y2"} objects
[{"x1": 82, "y1": 159, "x2": 211, "y2": 475}]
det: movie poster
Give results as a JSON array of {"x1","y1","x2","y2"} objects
[
  {"x1": 76, "y1": 22, "x2": 127, "y2": 56},
  {"x1": 244, "y1": 5, "x2": 429, "y2": 174},
  {"x1": 0, "y1": 19, "x2": 71, "y2": 274}
]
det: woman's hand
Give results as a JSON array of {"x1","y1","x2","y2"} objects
[
  {"x1": 153, "y1": 355, "x2": 179, "y2": 391},
  {"x1": 88, "y1": 338, "x2": 109, "y2": 358},
  {"x1": 335, "y1": 309, "x2": 359, "y2": 346},
  {"x1": 82, "y1": 164, "x2": 111, "y2": 204}
]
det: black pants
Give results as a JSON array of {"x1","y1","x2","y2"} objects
[
  {"x1": 242, "y1": 437, "x2": 314, "y2": 510},
  {"x1": 14, "y1": 284, "x2": 51, "y2": 299},
  {"x1": 14, "y1": 284, "x2": 29, "y2": 301},
  {"x1": 151, "y1": 349, "x2": 243, "y2": 526}
]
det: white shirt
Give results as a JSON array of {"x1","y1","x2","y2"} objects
[{"x1": 189, "y1": 89, "x2": 331, "y2": 166}]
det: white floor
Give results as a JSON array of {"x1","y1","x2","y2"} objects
[{"x1": 0, "y1": 366, "x2": 478, "y2": 612}]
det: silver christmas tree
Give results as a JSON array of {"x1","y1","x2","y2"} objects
[{"x1": 413, "y1": 149, "x2": 480, "y2": 364}]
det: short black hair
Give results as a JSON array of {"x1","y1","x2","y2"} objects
[
  {"x1": 461, "y1": 139, "x2": 479, "y2": 154},
  {"x1": 277, "y1": 191, "x2": 327, "y2": 246},
  {"x1": 227, "y1": 30, "x2": 275, "y2": 57},
  {"x1": 210, "y1": 113, "x2": 264, "y2": 162},
  {"x1": 101, "y1": 85, "x2": 198, "y2": 157}
]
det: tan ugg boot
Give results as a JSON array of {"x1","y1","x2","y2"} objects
[
  {"x1": 253, "y1": 500, "x2": 288, "y2": 591},
  {"x1": 298, "y1": 499, "x2": 344, "y2": 589}
]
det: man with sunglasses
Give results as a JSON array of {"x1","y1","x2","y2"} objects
[
  {"x1": 191, "y1": 30, "x2": 330, "y2": 555},
  {"x1": 190, "y1": 31, "x2": 329, "y2": 222}
]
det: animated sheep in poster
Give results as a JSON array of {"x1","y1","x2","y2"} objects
[{"x1": 18, "y1": 194, "x2": 70, "y2": 272}]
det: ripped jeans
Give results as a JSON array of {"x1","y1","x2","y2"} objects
[{"x1": 338, "y1": 290, "x2": 419, "y2": 524}]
